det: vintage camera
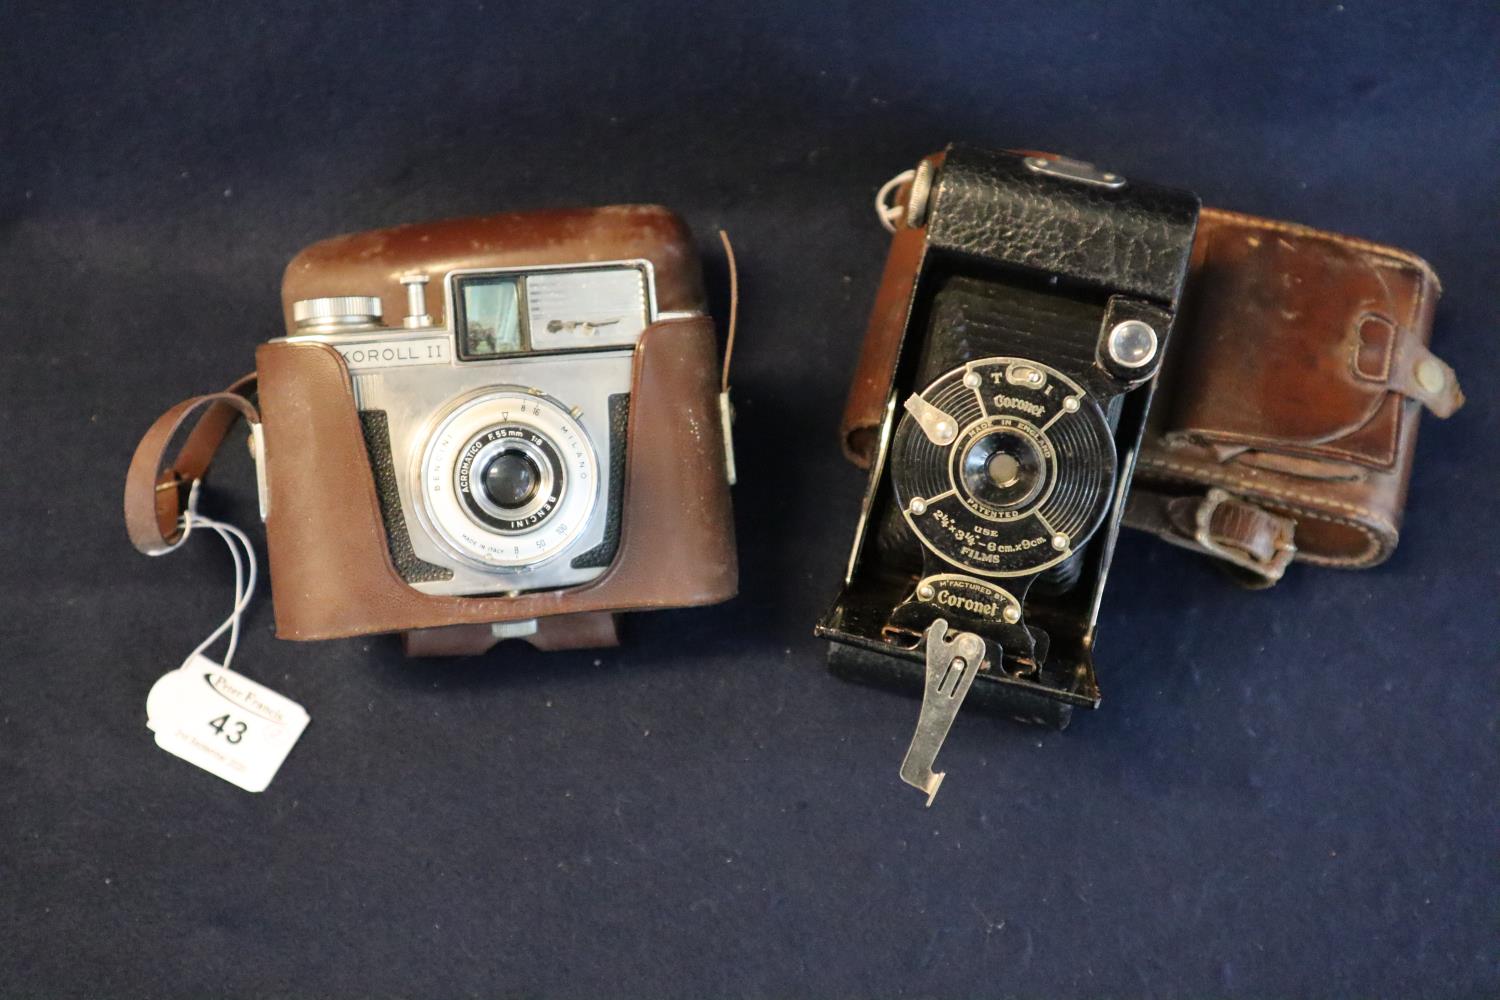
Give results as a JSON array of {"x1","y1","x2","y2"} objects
[
  {"x1": 124, "y1": 207, "x2": 734, "y2": 656},
  {"x1": 226, "y1": 206, "x2": 736, "y2": 654},
  {"x1": 281, "y1": 261, "x2": 665, "y2": 597},
  {"x1": 817, "y1": 146, "x2": 1200, "y2": 800},
  {"x1": 120, "y1": 204, "x2": 739, "y2": 793}
]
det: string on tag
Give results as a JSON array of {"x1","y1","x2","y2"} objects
[
  {"x1": 151, "y1": 481, "x2": 258, "y2": 671},
  {"x1": 184, "y1": 513, "x2": 257, "y2": 670},
  {"x1": 716, "y1": 230, "x2": 740, "y2": 486}
]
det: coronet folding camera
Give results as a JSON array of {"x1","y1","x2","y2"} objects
[{"x1": 817, "y1": 145, "x2": 1201, "y2": 801}]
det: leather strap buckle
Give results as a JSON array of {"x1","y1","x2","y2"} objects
[
  {"x1": 150, "y1": 476, "x2": 202, "y2": 555},
  {"x1": 1194, "y1": 488, "x2": 1297, "y2": 583}
]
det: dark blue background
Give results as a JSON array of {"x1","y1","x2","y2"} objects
[{"x1": 2, "y1": 2, "x2": 1496, "y2": 996}]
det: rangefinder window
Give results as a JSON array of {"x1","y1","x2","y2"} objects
[{"x1": 456, "y1": 275, "x2": 523, "y2": 359}]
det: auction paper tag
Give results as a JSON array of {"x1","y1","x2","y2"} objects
[{"x1": 146, "y1": 653, "x2": 309, "y2": 792}]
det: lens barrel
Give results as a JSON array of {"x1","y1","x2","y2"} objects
[
  {"x1": 960, "y1": 430, "x2": 1045, "y2": 510},
  {"x1": 481, "y1": 452, "x2": 541, "y2": 509}
]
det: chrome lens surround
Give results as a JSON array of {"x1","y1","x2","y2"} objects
[{"x1": 417, "y1": 389, "x2": 599, "y2": 570}]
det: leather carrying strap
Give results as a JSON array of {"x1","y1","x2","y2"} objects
[
  {"x1": 124, "y1": 374, "x2": 260, "y2": 556},
  {"x1": 1124, "y1": 486, "x2": 1297, "y2": 587}
]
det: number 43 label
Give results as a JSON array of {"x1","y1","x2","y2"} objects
[{"x1": 146, "y1": 654, "x2": 309, "y2": 792}]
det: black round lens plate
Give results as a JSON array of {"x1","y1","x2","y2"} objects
[{"x1": 891, "y1": 357, "x2": 1117, "y2": 578}]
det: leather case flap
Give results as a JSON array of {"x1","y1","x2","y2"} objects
[
  {"x1": 255, "y1": 315, "x2": 736, "y2": 640},
  {"x1": 282, "y1": 205, "x2": 706, "y2": 334},
  {"x1": 841, "y1": 146, "x2": 1202, "y2": 466},
  {"x1": 928, "y1": 144, "x2": 1200, "y2": 305},
  {"x1": 1132, "y1": 208, "x2": 1463, "y2": 577},
  {"x1": 1163, "y1": 208, "x2": 1454, "y2": 472}
]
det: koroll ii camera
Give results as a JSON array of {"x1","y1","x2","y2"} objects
[
  {"x1": 284, "y1": 240, "x2": 666, "y2": 597},
  {"x1": 126, "y1": 206, "x2": 737, "y2": 656},
  {"x1": 817, "y1": 146, "x2": 1200, "y2": 800}
]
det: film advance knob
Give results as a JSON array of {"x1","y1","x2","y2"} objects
[{"x1": 291, "y1": 295, "x2": 384, "y2": 331}]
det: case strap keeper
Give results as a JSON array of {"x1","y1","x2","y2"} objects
[
  {"x1": 124, "y1": 374, "x2": 260, "y2": 556},
  {"x1": 1125, "y1": 486, "x2": 1297, "y2": 587}
]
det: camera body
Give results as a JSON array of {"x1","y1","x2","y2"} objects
[
  {"x1": 818, "y1": 146, "x2": 1198, "y2": 792},
  {"x1": 219, "y1": 205, "x2": 740, "y2": 652},
  {"x1": 278, "y1": 260, "x2": 669, "y2": 597}
]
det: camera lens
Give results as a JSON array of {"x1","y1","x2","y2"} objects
[
  {"x1": 986, "y1": 452, "x2": 1022, "y2": 488},
  {"x1": 961, "y1": 430, "x2": 1045, "y2": 510},
  {"x1": 480, "y1": 452, "x2": 541, "y2": 510},
  {"x1": 454, "y1": 427, "x2": 565, "y2": 532}
]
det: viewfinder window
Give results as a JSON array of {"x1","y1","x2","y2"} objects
[{"x1": 456, "y1": 276, "x2": 522, "y2": 358}]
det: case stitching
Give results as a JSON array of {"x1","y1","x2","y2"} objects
[
  {"x1": 1200, "y1": 206, "x2": 1442, "y2": 292},
  {"x1": 1350, "y1": 311, "x2": 1396, "y2": 384},
  {"x1": 1169, "y1": 403, "x2": 1404, "y2": 471},
  {"x1": 1137, "y1": 456, "x2": 1394, "y2": 566},
  {"x1": 1140, "y1": 456, "x2": 1393, "y2": 524}
]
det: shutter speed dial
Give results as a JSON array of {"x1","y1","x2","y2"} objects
[{"x1": 291, "y1": 296, "x2": 384, "y2": 332}]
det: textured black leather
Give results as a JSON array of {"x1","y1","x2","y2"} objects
[
  {"x1": 926, "y1": 144, "x2": 1200, "y2": 306},
  {"x1": 570, "y1": 392, "x2": 630, "y2": 569},
  {"x1": 827, "y1": 639, "x2": 1074, "y2": 729},
  {"x1": 358, "y1": 411, "x2": 454, "y2": 584}
]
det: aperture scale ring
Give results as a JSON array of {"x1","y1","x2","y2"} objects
[{"x1": 416, "y1": 388, "x2": 599, "y2": 571}]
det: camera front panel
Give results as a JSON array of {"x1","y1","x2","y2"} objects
[
  {"x1": 891, "y1": 356, "x2": 1116, "y2": 581},
  {"x1": 850, "y1": 266, "x2": 1134, "y2": 703},
  {"x1": 820, "y1": 144, "x2": 1201, "y2": 734},
  {"x1": 280, "y1": 260, "x2": 664, "y2": 597}
]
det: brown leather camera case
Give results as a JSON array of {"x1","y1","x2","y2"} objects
[
  {"x1": 1124, "y1": 207, "x2": 1462, "y2": 583},
  {"x1": 841, "y1": 164, "x2": 1463, "y2": 585},
  {"x1": 126, "y1": 206, "x2": 737, "y2": 653}
]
